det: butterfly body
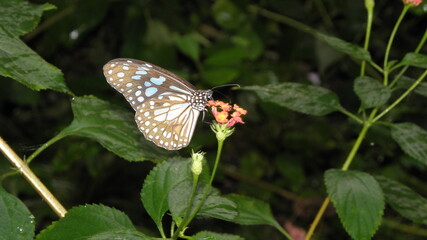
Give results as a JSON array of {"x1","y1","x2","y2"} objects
[{"x1": 103, "y1": 58, "x2": 212, "y2": 150}]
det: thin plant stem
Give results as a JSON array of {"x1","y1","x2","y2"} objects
[
  {"x1": 305, "y1": 197, "x2": 330, "y2": 240},
  {"x1": 373, "y1": 70, "x2": 427, "y2": 123},
  {"x1": 339, "y1": 108, "x2": 363, "y2": 124},
  {"x1": 389, "y1": 28, "x2": 427, "y2": 88},
  {"x1": 306, "y1": 107, "x2": 377, "y2": 238},
  {"x1": 172, "y1": 174, "x2": 200, "y2": 239},
  {"x1": 383, "y1": 5, "x2": 410, "y2": 86},
  {"x1": 340, "y1": 116, "x2": 373, "y2": 171},
  {"x1": 369, "y1": 61, "x2": 384, "y2": 73},
  {"x1": 0, "y1": 136, "x2": 67, "y2": 218},
  {"x1": 172, "y1": 140, "x2": 224, "y2": 239},
  {"x1": 361, "y1": 2, "x2": 374, "y2": 76},
  {"x1": 26, "y1": 133, "x2": 66, "y2": 164}
]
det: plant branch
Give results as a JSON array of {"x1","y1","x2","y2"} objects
[
  {"x1": 383, "y1": 5, "x2": 410, "y2": 86},
  {"x1": 373, "y1": 70, "x2": 427, "y2": 123},
  {"x1": 0, "y1": 136, "x2": 67, "y2": 218},
  {"x1": 389, "y1": 28, "x2": 427, "y2": 88}
]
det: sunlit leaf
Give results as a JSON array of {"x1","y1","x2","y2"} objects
[
  {"x1": 193, "y1": 231, "x2": 244, "y2": 240},
  {"x1": 354, "y1": 76, "x2": 391, "y2": 109},
  {"x1": 0, "y1": 187, "x2": 35, "y2": 240},
  {"x1": 325, "y1": 169, "x2": 384, "y2": 240},
  {"x1": 376, "y1": 176, "x2": 427, "y2": 225},
  {"x1": 58, "y1": 96, "x2": 172, "y2": 162},
  {"x1": 168, "y1": 181, "x2": 238, "y2": 222},
  {"x1": 141, "y1": 158, "x2": 192, "y2": 233},
  {"x1": 0, "y1": 28, "x2": 70, "y2": 93},
  {"x1": 243, "y1": 83, "x2": 342, "y2": 116},
  {"x1": 36, "y1": 204, "x2": 135, "y2": 240},
  {"x1": 88, "y1": 230, "x2": 152, "y2": 240},
  {"x1": 391, "y1": 123, "x2": 427, "y2": 166}
]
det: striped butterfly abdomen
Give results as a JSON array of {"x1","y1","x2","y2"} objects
[{"x1": 103, "y1": 58, "x2": 212, "y2": 150}]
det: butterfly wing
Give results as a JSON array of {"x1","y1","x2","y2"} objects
[{"x1": 103, "y1": 58, "x2": 202, "y2": 150}]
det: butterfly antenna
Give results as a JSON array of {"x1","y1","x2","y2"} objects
[
  {"x1": 211, "y1": 83, "x2": 240, "y2": 103},
  {"x1": 211, "y1": 83, "x2": 240, "y2": 90}
]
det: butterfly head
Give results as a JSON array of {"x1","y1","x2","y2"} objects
[{"x1": 190, "y1": 89, "x2": 213, "y2": 111}]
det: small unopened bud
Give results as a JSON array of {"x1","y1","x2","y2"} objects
[
  {"x1": 365, "y1": 0, "x2": 375, "y2": 10},
  {"x1": 191, "y1": 151, "x2": 205, "y2": 176}
]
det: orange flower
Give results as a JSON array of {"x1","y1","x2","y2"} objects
[
  {"x1": 206, "y1": 100, "x2": 247, "y2": 127},
  {"x1": 402, "y1": 0, "x2": 422, "y2": 6},
  {"x1": 216, "y1": 111, "x2": 229, "y2": 124}
]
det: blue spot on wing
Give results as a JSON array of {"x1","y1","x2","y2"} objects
[
  {"x1": 150, "y1": 76, "x2": 166, "y2": 85},
  {"x1": 145, "y1": 87, "x2": 158, "y2": 97},
  {"x1": 144, "y1": 81, "x2": 152, "y2": 87},
  {"x1": 132, "y1": 75, "x2": 142, "y2": 80},
  {"x1": 136, "y1": 70, "x2": 147, "y2": 75}
]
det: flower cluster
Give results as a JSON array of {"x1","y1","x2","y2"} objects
[
  {"x1": 402, "y1": 0, "x2": 422, "y2": 6},
  {"x1": 206, "y1": 100, "x2": 247, "y2": 127}
]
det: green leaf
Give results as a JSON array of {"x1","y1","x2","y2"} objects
[
  {"x1": 88, "y1": 230, "x2": 152, "y2": 240},
  {"x1": 0, "y1": 187, "x2": 35, "y2": 240},
  {"x1": 376, "y1": 176, "x2": 427, "y2": 225},
  {"x1": 0, "y1": 27, "x2": 70, "y2": 93},
  {"x1": 168, "y1": 181, "x2": 238, "y2": 222},
  {"x1": 314, "y1": 32, "x2": 372, "y2": 61},
  {"x1": 174, "y1": 33, "x2": 200, "y2": 62},
  {"x1": 391, "y1": 123, "x2": 427, "y2": 166},
  {"x1": 0, "y1": 0, "x2": 56, "y2": 36},
  {"x1": 353, "y1": 76, "x2": 391, "y2": 109},
  {"x1": 141, "y1": 158, "x2": 193, "y2": 233},
  {"x1": 395, "y1": 76, "x2": 427, "y2": 98},
  {"x1": 36, "y1": 204, "x2": 135, "y2": 240},
  {"x1": 325, "y1": 169, "x2": 384, "y2": 240},
  {"x1": 225, "y1": 194, "x2": 280, "y2": 228},
  {"x1": 202, "y1": 68, "x2": 239, "y2": 86},
  {"x1": 212, "y1": 0, "x2": 247, "y2": 30},
  {"x1": 58, "y1": 96, "x2": 172, "y2": 162},
  {"x1": 193, "y1": 231, "x2": 245, "y2": 240},
  {"x1": 242, "y1": 83, "x2": 342, "y2": 116},
  {"x1": 400, "y1": 53, "x2": 427, "y2": 68}
]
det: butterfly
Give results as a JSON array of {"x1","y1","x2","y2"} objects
[{"x1": 103, "y1": 58, "x2": 213, "y2": 150}]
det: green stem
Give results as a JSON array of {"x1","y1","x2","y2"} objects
[
  {"x1": 339, "y1": 108, "x2": 363, "y2": 124},
  {"x1": 341, "y1": 114, "x2": 373, "y2": 170},
  {"x1": 248, "y1": 5, "x2": 318, "y2": 36},
  {"x1": 26, "y1": 133, "x2": 66, "y2": 164},
  {"x1": 172, "y1": 140, "x2": 224, "y2": 239},
  {"x1": 305, "y1": 197, "x2": 330, "y2": 240},
  {"x1": 389, "y1": 28, "x2": 427, "y2": 88},
  {"x1": 383, "y1": 5, "x2": 410, "y2": 86},
  {"x1": 306, "y1": 106, "x2": 378, "y2": 238},
  {"x1": 373, "y1": 70, "x2": 427, "y2": 123},
  {"x1": 360, "y1": 3, "x2": 374, "y2": 76},
  {"x1": 172, "y1": 174, "x2": 200, "y2": 239},
  {"x1": 369, "y1": 61, "x2": 384, "y2": 73}
]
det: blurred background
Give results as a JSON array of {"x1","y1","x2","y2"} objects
[{"x1": 0, "y1": 0, "x2": 426, "y2": 239}]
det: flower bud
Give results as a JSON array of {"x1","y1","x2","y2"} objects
[{"x1": 191, "y1": 151, "x2": 205, "y2": 176}]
